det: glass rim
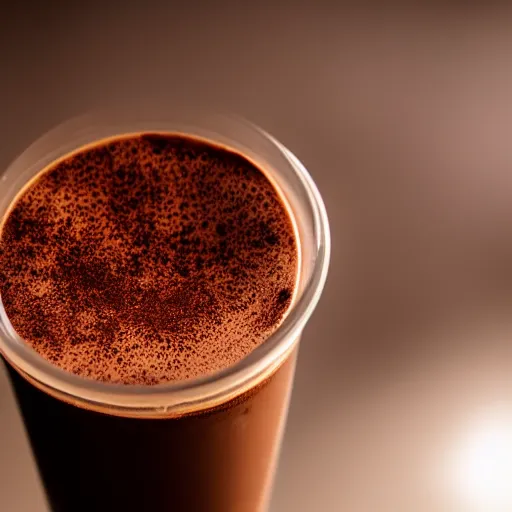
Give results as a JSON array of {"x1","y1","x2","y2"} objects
[{"x1": 0, "y1": 108, "x2": 330, "y2": 417}]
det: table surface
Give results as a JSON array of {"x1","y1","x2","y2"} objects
[{"x1": 2, "y1": 4, "x2": 512, "y2": 511}]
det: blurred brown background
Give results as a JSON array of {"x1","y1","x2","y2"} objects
[{"x1": 2, "y1": 3, "x2": 512, "y2": 511}]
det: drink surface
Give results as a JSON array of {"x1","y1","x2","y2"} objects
[{"x1": 0, "y1": 134, "x2": 298, "y2": 385}]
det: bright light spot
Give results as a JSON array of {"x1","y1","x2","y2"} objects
[{"x1": 451, "y1": 410, "x2": 512, "y2": 512}]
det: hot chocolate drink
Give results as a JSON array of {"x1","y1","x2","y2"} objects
[
  {"x1": 0, "y1": 133, "x2": 299, "y2": 511},
  {"x1": 0, "y1": 133, "x2": 298, "y2": 384}
]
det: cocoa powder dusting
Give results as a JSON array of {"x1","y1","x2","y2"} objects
[{"x1": 0, "y1": 134, "x2": 298, "y2": 385}]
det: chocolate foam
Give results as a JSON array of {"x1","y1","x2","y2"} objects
[{"x1": 0, "y1": 134, "x2": 298, "y2": 385}]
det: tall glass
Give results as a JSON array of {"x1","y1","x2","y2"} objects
[{"x1": 0, "y1": 108, "x2": 330, "y2": 512}]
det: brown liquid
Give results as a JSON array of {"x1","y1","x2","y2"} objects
[
  {"x1": 0, "y1": 133, "x2": 298, "y2": 384},
  {"x1": 4, "y1": 350, "x2": 297, "y2": 511},
  {"x1": 0, "y1": 134, "x2": 299, "y2": 511}
]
